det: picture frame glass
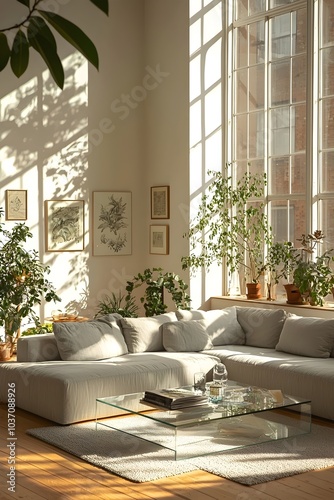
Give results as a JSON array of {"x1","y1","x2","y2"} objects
[
  {"x1": 5, "y1": 190, "x2": 27, "y2": 220},
  {"x1": 151, "y1": 186, "x2": 170, "y2": 219},
  {"x1": 93, "y1": 191, "x2": 132, "y2": 256},
  {"x1": 150, "y1": 225, "x2": 169, "y2": 254},
  {"x1": 45, "y1": 200, "x2": 84, "y2": 252}
]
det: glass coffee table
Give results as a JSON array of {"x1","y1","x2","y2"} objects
[{"x1": 95, "y1": 382, "x2": 311, "y2": 460}]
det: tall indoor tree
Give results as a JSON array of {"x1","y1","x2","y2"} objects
[{"x1": 0, "y1": 0, "x2": 109, "y2": 89}]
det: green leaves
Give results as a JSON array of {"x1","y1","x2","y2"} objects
[
  {"x1": 1, "y1": 0, "x2": 109, "y2": 88},
  {"x1": 39, "y1": 10, "x2": 99, "y2": 70},
  {"x1": 10, "y1": 30, "x2": 29, "y2": 77},
  {"x1": 0, "y1": 33, "x2": 10, "y2": 71},
  {"x1": 28, "y1": 17, "x2": 64, "y2": 89},
  {"x1": 89, "y1": 0, "x2": 109, "y2": 15}
]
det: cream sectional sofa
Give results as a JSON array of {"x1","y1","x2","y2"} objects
[{"x1": 0, "y1": 307, "x2": 334, "y2": 424}]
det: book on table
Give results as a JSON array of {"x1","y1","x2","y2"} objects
[{"x1": 141, "y1": 388, "x2": 208, "y2": 410}]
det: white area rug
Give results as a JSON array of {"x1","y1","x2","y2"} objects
[{"x1": 27, "y1": 416, "x2": 334, "y2": 485}]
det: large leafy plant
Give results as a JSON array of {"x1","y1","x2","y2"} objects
[
  {"x1": 182, "y1": 166, "x2": 273, "y2": 284},
  {"x1": 0, "y1": 208, "x2": 60, "y2": 353},
  {"x1": 125, "y1": 268, "x2": 191, "y2": 317},
  {"x1": 0, "y1": 0, "x2": 109, "y2": 89}
]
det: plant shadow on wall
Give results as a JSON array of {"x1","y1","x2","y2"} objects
[{"x1": 181, "y1": 165, "x2": 273, "y2": 299}]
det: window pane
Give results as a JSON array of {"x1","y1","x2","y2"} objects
[
  {"x1": 236, "y1": 26, "x2": 248, "y2": 68},
  {"x1": 294, "y1": 8, "x2": 307, "y2": 55},
  {"x1": 322, "y1": 97, "x2": 334, "y2": 149},
  {"x1": 322, "y1": 47, "x2": 334, "y2": 97},
  {"x1": 270, "y1": 107, "x2": 290, "y2": 156},
  {"x1": 270, "y1": 0, "x2": 296, "y2": 8},
  {"x1": 235, "y1": 0, "x2": 248, "y2": 21},
  {"x1": 235, "y1": 114, "x2": 247, "y2": 159},
  {"x1": 321, "y1": 152, "x2": 334, "y2": 192},
  {"x1": 249, "y1": 21, "x2": 265, "y2": 65},
  {"x1": 270, "y1": 157, "x2": 290, "y2": 195},
  {"x1": 291, "y1": 154, "x2": 306, "y2": 194},
  {"x1": 271, "y1": 60, "x2": 290, "y2": 105},
  {"x1": 292, "y1": 54, "x2": 307, "y2": 103},
  {"x1": 249, "y1": 111, "x2": 264, "y2": 158},
  {"x1": 321, "y1": 199, "x2": 334, "y2": 247},
  {"x1": 292, "y1": 104, "x2": 306, "y2": 153},
  {"x1": 249, "y1": 0, "x2": 265, "y2": 16},
  {"x1": 271, "y1": 14, "x2": 291, "y2": 60},
  {"x1": 236, "y1": 68, "x2": 248, "y2": 113},
  {"x1": 249, "y1": 65, "x2": 264, "y2": 110},
  {"x1": 270, "y1": 201, "x2": 294, "y2": 242},
  {"x1": 322, "y1": 0, "x2": 334, "y2": 47}
]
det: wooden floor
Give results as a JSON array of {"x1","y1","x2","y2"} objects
[{"x1": 1, "y1": 404, "x2": 334, "y2": 500}]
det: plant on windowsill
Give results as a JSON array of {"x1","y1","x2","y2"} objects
[
  {"x1": 0, "y1": 208, "x2": 61, "y2": 355},
  {"x1": 181, "y1": 165, "x2": 273, "y2": 299},
  {"x1": 125, "y1": 267, "x2": 191, "y2": 317},
  {"x1": 264, "y1": 241, "x2": 299, "y2": 301},
  {"x1": 291, "y1": 231, "x2": 334, "y2": 307}
]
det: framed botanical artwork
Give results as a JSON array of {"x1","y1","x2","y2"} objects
[
  {"x1": 150, "y1": 185, "x2": 170, "y2": 219},
  {"x1": 45, "y1": 200, "x2": 84, "y2": 252},
  {"x1": 93, "y1": 191, "x2": 132, "y2": 256},
  {"x1": 5, "y1": 190, "x2": 27, "y2": 220},
  {"x1": 150, "y1": 224, "x2": 169, "y2": 255}
]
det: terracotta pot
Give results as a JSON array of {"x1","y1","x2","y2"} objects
[
  {"x1": 246, "y1": 282, "x2": 262, "y2": 299},
  {"x1": 0, "y1": 344, "x2": 11, "y2": 362},
  {"x1": 284, "y1": 284, "x2": 304, "y2": 305}
]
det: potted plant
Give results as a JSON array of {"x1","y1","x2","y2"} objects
[
  {"x1": 95, "y1": 291, "x2": 139, "y2": 318},
  {"x1": 181, "y1": 166, "x2": 273, "y2": 299},
  {"x1": 125, "y1": 267, "x2": 191, "y2": 317},
  {"x1": 264, "y1": 241, "x2": 299, "y2": 301},
  {"x1": 0, "y1": 208, "x2": 61, "y2": 354},
  {"x1": 291, "y1": 231, "x2": 334, "y2": 306},
  {"x1": 0, "y1": 334, "x2": 11, "y2": 361}
]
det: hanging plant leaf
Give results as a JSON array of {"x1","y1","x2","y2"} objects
[
  {"x1": 38, "y1": 10, "x2": 99, "y2": 70},
  {"x1": 28, "y1": 17, "x2": 57, "y2": 50},
  {"x1": 10, "y1": 29, "x2": 29, "y2": 78},
  {"x1": 89, "y1": 0, "x2": 109, "y2": 15},
  {"x1": 0, "y1": 33, "x2": 10, "y2": 71},
  {"x1": 16, "y1": 0, "x2": 30, "y2": 6},
  {"x1": 27, "y1": 19, "x2": 64, "y2": 89}
]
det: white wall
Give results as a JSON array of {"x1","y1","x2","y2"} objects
[{"x1": 0, "y1": 0, "x2": 190, "y2": 321}]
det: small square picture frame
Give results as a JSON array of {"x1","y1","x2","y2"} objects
[
  {"x1": 150, "y1": 224, "x2": 169, "y2": 255},
  {"x1": 150, "y1": 185, "x2": 170, "y2": 219},
  {"x1": 5, "y1": 190, "x2": 27, "y2": 220}
]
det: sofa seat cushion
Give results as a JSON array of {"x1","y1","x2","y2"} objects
[
  {"x1": 202, "y1": 345, "x2": 334, "y2": 421},
  {"x1": 0, "y1": 352, "x2": 219, "y2": 424},
  {"x1": 53, "y1": 315, "x2": 128, "y2": 361}
]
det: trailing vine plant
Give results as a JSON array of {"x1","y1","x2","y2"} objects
[
  {"x1": 125, "y1": 267, "x2": 191, "y2": 317},
  {"x1": 0, "y1": 0, "x2": 109, "y2": 89}
]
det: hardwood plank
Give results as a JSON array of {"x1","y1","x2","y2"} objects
[{"x1": 1, "y1": 404, "x2": 333, "y2": 500}]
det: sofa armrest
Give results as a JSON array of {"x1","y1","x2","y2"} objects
[{"x1": 17, "y1": 334, "x2": 61, "y2": 362}]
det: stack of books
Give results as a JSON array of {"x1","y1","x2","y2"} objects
[{"x1": 141, "y1": 388, "x2": 208, "y2": 410}]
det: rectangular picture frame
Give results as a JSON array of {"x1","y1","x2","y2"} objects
[
  {"x1": 45, "y1": 200, "x2": 84, "y2": 252},
  {"x1": 93, "y1": 191, "x2": 132, "y2": 256},
  {"x1": 150, "y1": 224, "x2": 169, "y2": 255},
  {"x1": 5, "y1": 190, "x2": 27, "y2": 220},
  {"x1": 151, "y1": 185, "x2": 170, "y2": 219}
]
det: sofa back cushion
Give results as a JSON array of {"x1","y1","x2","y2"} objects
[
  {"x1": 120, "y1": 312, "x2": 177, "y2": 353},
  {"x1": 176, "y1": 307, "x2": 245, "y2": 345},
  {"x1": 275, "y1": 314, "x2": 334, "y2": 358},
  {"x1": 17, "y1": 333, "x2": 61, "y2": 362},
  {"x1": 237, "y1": 307, "x2": 287, "y2": 348},
  {"x1": 53, "y1": 315, "x2": 128, "y2": 361},
  {"x1": 162, "y1": 320, "x2": 213, "y2": 351}
]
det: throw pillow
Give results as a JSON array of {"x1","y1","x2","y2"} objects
[
  {"x1": 119, "y1": 312, "x2": 177, "y2": 353},
  {"x1": 53, "y1": 317, "x2": 128, "y2": 361},
  {"x1": 176, "y1": 307, "x2": 245, "y2": 345},
  {"x1": 237, "y1": 307, "x2": 287, "y2": 348},
  {"x1": 275, "y1": 314, "x2": 334, "y2": 358},
  {"x1": 162, "y1": 320, "x2": 213, "y2": 352}
]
